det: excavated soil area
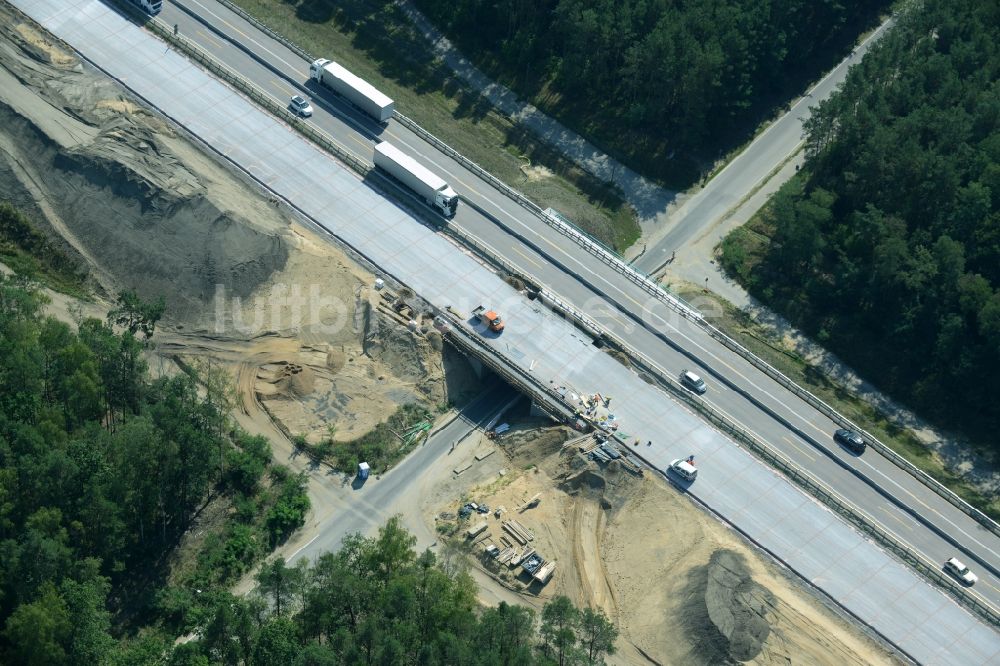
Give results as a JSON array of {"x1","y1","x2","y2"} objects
[
  {"x1": 436, "y1": 428, "x2": 901, "y2": 665},
  {"x1": 0, "y1": 3, "x2": 476, "y2": 450}
]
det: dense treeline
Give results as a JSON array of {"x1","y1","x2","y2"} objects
[
  {"x1": 0, "y1": 276, "x2": 309, "y2": 663},
  {"x1": 414, "y1": 0, "x2": 887, "y2": 184},
  {"x1": 171, "y1": 518, "x2": 618, "y2": 665},
  {"x1": 721, "y1": 0, "x2": 1000, "y2": 447}
]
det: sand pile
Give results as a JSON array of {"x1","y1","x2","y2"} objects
[{"x1": 687, "y1": 549, "x2": 776, "y2": 663}]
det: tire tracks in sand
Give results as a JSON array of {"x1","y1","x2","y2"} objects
[{"x1": 571, "y1": 496, "x2": 619, "y2": 618}]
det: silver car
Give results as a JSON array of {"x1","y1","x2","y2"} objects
[
  {"x1": 680, "y1": 370, "x2": 707, "y2": 394},
  {"x1": 289, "y1": 95, "x2": 313, "y2": 117},
  {"x1": 944, "y1": 557, "x2": 978, "y2": 585}
]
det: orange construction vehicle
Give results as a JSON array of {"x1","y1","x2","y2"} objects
[{"x1": 472, "y1": 305, "x2": 505, "y2": 333}]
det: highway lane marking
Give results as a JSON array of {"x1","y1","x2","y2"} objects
[
  {"x1": 781, "y1": 436, "x2": 816, "y2": 462},
  {"x1": 287, "y1": 533, "x2": 320, "y2": 561},
  {"x1": 272, "y1": 79, "x2": 293, "y2": 96},
  {"x1": 349, "y1": 135, "x2": 369, "y2": 150},
  {"x1": 196, "y1": 28, "x2": 223, "y2": 50},
  {"x1": 856, "y1": 457, "x2": 1000, "y2": 561},
  {"x1": 601, "y1": 309, "x2": 629, "y2": 327},
  {"x1": 186, "y1": 0, "x2": 261, "y2": 49},
  {"x1": 880, "y1": 507, "x2": 914, "y2": 531},
  {"x1": 511, "y1": 246, "x2": 543, "y2": 269},
  {"x1": 453, "y1": 176, "x2": 475, "y2": 191}
]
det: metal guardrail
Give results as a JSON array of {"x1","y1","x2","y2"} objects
[
  {"x1": 206, "y1": 0, "x2": 998, "y2": 537},
  {"x1": 96, "y1": 0, "x2": 999, "y2": 624}
]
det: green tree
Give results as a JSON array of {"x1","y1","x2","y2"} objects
[
  {"x1": 540, "y1": 595, "x2": 580, "y2": 665},
  {"x1": 3, "y1": 582, "x2": 71, "y2": 666},
  {"x1": 577, "y1": 607, "x2": 617, "y2": 664},
  {"x1": 255, "y1": 557, "x2": 306, "y2": 617},
  {"x1": 60, "y1": 568, "x2": 115, "y2": 666},
  {"x1": 366, "y1": 515, "x2": 417, "y2": 579},
  {"x1": 265, "y1": 471, "x2": 310, "y2": 546},
  {"x1": 252, "y1": 616, "x2": 300, "y2": 665},
  {"x1": 107, "y1": 289, "x2": 165, "y2": 341},
  {"x1": 479, "y1": 601, "x2": 536, "y2": 664}
]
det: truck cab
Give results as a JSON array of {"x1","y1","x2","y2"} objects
[
  {"x1": 472, "y1": 306, "x2": 504, "y2": 332},
  {"x1": 437, "y1": 187, "x2": 459, "y2": 217}
]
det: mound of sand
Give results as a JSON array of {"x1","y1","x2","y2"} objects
[
  {"x1": 687, "y1": 549, "x2": 774, "y2": 661},
  {"x1": 260, "y1": 361, "x2": 316, "y2": 398}
]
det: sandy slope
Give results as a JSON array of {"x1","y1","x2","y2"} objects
[{"x1": 436, "y1": 429, "x2": 902, "y2": 665}]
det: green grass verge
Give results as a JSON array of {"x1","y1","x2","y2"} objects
[
  {"x1": 675, "y1": 283, "x2": 1000, "y2": 521},
  {"x1": 226, "y1": 0, "x2": 639, "y2": 251},
  {"x1": 296, "y1": 403, "x2": 434, "y2": 475},
  {"x1": 0, "y1": 201, "x2": 89, "y2": 298}
]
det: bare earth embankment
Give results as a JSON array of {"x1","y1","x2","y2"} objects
[{"x1": 432, "y1": 427, "x2": 901, "y2": 665}]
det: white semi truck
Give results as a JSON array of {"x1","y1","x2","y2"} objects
[
  {"x1": 374, "y1": 142, "x2": 459, "y2": 217},
  {"x1": 309, "y1": 59, "x2": 394, "y2": 123}
]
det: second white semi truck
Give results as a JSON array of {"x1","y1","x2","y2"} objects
[
  {"x1": 309, "y1": 59, "x2": 394, "y2": 123},
  {"x1": 374, "y1": 142, "x2": 459, "y2": 217}
]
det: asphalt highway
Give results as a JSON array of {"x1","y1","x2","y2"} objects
[{"x1": 157, "y1": 0, "x2": 1000, "y2": 613}]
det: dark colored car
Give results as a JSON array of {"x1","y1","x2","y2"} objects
[{"x1": 834, "y1": 428, "x2": 866, "y2": 454}]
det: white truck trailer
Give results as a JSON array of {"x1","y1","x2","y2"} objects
[
  {"x1": 309, "y1": 59, "x2": 394, "y2": 123},
  {"x1": 374, "y1": 142, "x2": 459, "y2": 217}
]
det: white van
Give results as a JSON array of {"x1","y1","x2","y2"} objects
[
  {"x1": 680, "y1": 370, "x2": 707, "y2": 394},
  {"x1": 669, "y1": 458, "x2": 698, "y2": 481}
]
